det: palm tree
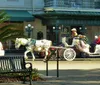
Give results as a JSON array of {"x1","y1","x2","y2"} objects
[{"x1": 0, "y1": 11, "x2": 26, "y2": 43}]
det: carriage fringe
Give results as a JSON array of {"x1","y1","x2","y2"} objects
[{"x1": 50, "y1": 46, "x2": 69, "y2": 49}]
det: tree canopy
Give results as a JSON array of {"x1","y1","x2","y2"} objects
[{"x1": 0, "y1": 11, "x2": 26, "y2": 42}]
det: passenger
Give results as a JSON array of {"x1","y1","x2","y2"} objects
[
  {"x1": 78, "y1": 34, "x2": 88, "y2": 48},
  {"x1": 79, "y1": 34, "x2": 88, "y2": 44},
  {"x1": 96, "y1": 35, "x2": 100, "y2": 44},
  {"x1": 92, "y1": 36, "x2": 98, "y2": 44},
  {"x1": 78, "y1": 34, "x2": 90, "y2": 56},
  {"x1": 90, "y1": 35, "x2": 98, "y2": 52}
]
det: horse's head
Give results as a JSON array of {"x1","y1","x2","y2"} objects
[{"x1": 15, "y1": 38, "x2": 22, "y2": 49}]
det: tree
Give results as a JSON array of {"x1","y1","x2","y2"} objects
[{"x1": 0, "y1": 11, "x2": 26, "y2": 42}]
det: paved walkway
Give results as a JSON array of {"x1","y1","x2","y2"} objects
[
  {"x1": 1, "y1": 60, "x2": 100, "y2": 85},
  {"x1": 1, "y1": 74, "x2": 100, "y2": 85}
]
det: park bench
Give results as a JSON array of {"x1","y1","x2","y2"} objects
[{"x1": 0, "y1": 56, "x2": 32, "y2": 85}]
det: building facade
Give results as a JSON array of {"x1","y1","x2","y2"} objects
[
  {"x1": 0, "y1": 0, "x2": 100, "y2": 48},
  {"x1": 39, "y1": 0, "x2": 100, "y2": 45}
]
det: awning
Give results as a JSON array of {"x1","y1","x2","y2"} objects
[
  {"x1": 43, "y1": 19, "x2": 100, "y2": 26},
  {"x1": 44, "y1": 11, "x2": 100, "y2": 16},
  {"x1": 6, "y1": 10, "x2": 34, "y2": 21},
  {"x1": 38, "y1": 11, "x2": 100, "y2": 26}
]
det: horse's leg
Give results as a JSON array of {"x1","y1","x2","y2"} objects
[
  {"x1": 30, "y1": 51, "x2": 35, "y2": 61},
  {"x1": 24, "y1": 50, "x2": 30, "y2": 59},
  {"x1": 43, "y1": 48, "x2": 49, "y2": 62}
]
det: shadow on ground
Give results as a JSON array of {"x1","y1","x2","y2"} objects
[
  {"x1": 1, "y1": 69, "x2": 100, "y2": 85},
  {"x1": 37, "y1": 68, "x2": 100, "y2": 85}
]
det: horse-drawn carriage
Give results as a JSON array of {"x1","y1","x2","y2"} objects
[
  {"x1": 60, "y1": 36, "x2": 100, "y2": 61},
  {"x1": 15, "y1": 37, "x2": 100, "y2": 62}
]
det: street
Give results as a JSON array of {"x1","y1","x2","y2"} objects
[
  {"x1": 22, "y1": 60, "x2": 100, "y2": 85},
  {"x1": 27, "y1": 60, "x2": 100, "y2": 85},
  {"x1": 27, "y1": 60, "x2": 100, "y2": 77}
]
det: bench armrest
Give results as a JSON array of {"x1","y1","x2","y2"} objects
[{"x1": 25, "y1": 62, "x2": 32, "y2": 70}]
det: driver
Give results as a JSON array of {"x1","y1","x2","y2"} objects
[{"x1": 71, "y1": 28, "x2": 78, "y2": 38}]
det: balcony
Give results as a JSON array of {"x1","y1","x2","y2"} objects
[{"x1": 44, "y1": 0, "x2": 100, "y2": 11}]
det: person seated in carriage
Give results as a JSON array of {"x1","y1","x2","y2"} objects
[
  {"x1": 95, "y1": 35, "x2": 100, "y2": 44},
  {"x1": 90, "y1": 35, "x2": 100, "y2": 52},
  {"x1": 76, "y1": 34, "x2": 100, "y2": 55},
  {"x1": 90, "y1": 35, "x2": 98, "y2": 52}
]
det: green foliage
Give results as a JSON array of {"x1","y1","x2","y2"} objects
[
  {"x1": 0, "y1": 68, "x2": 44, "y2": 82},
  {"x1": 31, "y1": 68, "x2": 44, "y2": 81},
  {"x1": 32, "y1": 68, "x2": 39, "y2": 78},
  {"x1": 0, "y1": 11, "x2": 10, "y2": 23},
  {"x1": 0, "y1": 11, "x2": 26, "y2": 42}
]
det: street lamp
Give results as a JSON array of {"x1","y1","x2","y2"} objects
[
  {"x1": 25, "y1": 24, "x2": 34, "y2": 38},
  {"x1": 79, "y1": 26, "x2": 87, "y2": 35},
  {"x1": 53, "y1": 26, "x2": 61, "y2": 45}
]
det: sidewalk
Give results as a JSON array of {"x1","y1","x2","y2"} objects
[{"x1": 1, "y1": 75, "x2": 100, "y2": 85}]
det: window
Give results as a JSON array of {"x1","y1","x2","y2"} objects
[
  {"x1": 44, "y1": 0, "x2": 53, "y2": 7},
  {"x1": 44, "y1": 0, "x2": 97, "y2": 9},
  {"x1": 7, "y1": 0, "x2": 18, "y2": 1},
  {"x1": 95, "y1": 0, "x2": 100, "y2": 8}
]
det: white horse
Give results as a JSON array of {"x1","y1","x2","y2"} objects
[{"x1": 15, "y1": 38, "x2": 52, "y2": 61}]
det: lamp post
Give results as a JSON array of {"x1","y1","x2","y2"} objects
[
  {"x1": 53, "y1": 26, "x2": 61, "y2": 45},
  {"x1": 25, "y1": 24, "x2": 34, "y2": 38},
  {"x1": 79, "y1": 26, "x2": 87, "y2": 35}
]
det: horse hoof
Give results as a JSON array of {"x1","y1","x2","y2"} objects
[
  {"x1": 43, "y1": 59, "x2": 47, "y2": 62},
  {"x1": 32, "y1": 59, "x2": 35, "y2": 61}
]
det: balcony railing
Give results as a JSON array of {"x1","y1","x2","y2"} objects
[{"x1": 44, "y1": 0, "x2": 100, "y2": 9}]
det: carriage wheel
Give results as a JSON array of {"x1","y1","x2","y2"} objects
[{"x1": 63, "y1": 48, "x2": 76, "y2": 61}]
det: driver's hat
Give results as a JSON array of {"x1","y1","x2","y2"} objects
[{"x1": 71, "y1": 28, "x2": 77, "y2": 31}]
